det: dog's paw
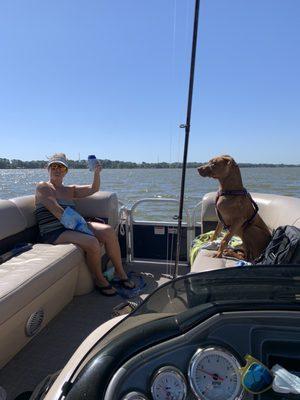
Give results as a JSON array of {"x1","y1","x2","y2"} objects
[
  {"x1": 213, "y1": 251, "x2": 223, "y2": 258},
  {"x1": 223, "y1": 249, "x2": 245, "y2": 260}
]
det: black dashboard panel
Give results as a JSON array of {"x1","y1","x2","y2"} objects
[
  {"x1": 104, "y1": 311, "x2": 300, "y2": 400},
  {"x1": 252, "y1": 330, "x2": 300, "y2": 400}
]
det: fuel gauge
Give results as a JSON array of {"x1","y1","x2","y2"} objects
[
  {"x1": 151, "y1": 366, "x2": 187, "y2": 400},
  {"x1": 121, "y1": 391, "x2": 149, "y2": 400}
]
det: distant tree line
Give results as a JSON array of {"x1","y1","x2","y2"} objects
[{"x1": 0, "y1": 157, "x2": 299, "y2": 169}]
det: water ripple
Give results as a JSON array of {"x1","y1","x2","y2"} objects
[{"x1": 0, "y1": 168, "x2": 299, "y2": 219}]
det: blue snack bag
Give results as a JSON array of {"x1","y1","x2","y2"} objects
[{"x1": 61, "y1": 207, "x2": 94, "y2": 236}]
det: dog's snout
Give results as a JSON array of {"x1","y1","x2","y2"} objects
[
  {"x1": 197, "y1": 166, "x2": 204, "y2": 175},
  {"x1": 198, "y1": 165, "x2": 211, "y2": 177}
]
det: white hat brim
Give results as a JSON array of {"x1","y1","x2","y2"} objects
[{"x1": 47, "y1": 160, "x2": 68, "y2": 169}]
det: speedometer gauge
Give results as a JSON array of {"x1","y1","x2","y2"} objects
[
  {"x1": 188, "y1": 346, "x2": 244, "y2": 400},
  {"x1": 151, "y1": 366, "x2": 187, "y2": 400}
]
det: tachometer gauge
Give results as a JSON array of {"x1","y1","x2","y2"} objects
[
  {"x1": 121, "y1": 391, "x2": 149, "y2": 400},
  {"x1": 188, "y1": 346, "x2": 244, "y2": 400},
  {"x1": 151, "y1": 366, "x2": 187, "y2": 400}
]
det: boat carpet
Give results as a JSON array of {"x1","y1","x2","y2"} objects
[{"x1": 0, "y1": 262, "x2": 189, "y2": 400}]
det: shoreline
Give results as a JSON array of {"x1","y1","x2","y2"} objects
[
  {"x1": 0, "y1": 162, "x2": 299, "y2": 170},
  {"x1": 0, "y1": 166, "x2": 299, "y2": 170}
]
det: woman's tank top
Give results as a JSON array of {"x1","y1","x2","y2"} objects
[{"x1": 35, "y1": 199, "x2": 75, "y2": 236}]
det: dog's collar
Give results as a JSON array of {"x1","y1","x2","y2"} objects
[
  {"x1": 217, "y1": 188, "x2": 248, "y2": 197},
  {"x1": 215, "y1": 188, "x2": 259, "y2": 229}
]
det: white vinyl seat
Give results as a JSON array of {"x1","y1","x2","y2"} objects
[
  {"x1": 191, "y1": 249, "x2": 237, "y2": 273},
  {"x1": 0, "y1": 191, "x2": 118, "y2": 368},
  {"x1": 191, "y1": 192, "x2": 300, "y2": 273},
  {"x1": 0, "y1": 243, "x2": 82, "y2": 326}
]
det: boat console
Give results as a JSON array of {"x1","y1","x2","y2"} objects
[{"x1": 39, "y1": 266, "x2": 300, "y2": 400}]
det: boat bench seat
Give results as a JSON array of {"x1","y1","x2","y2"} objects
[
  {"x1": 191, "y1": 192, "x2": 300, "y2": 273},
  {"x1": 0, "y1": 191, "x2": 118, "y2": 369}
]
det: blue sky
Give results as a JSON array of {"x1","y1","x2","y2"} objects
[{"x1": 0, "y1": 0, "x2": 299, "y2": 164}]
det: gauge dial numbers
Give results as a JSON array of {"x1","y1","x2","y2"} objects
[
  {"x1": 151, "y1": 366, "x2": 187, "y2": 400},
  {"x1": 188, "y1": 347, "x2": 244, "y2": 400},
  {"x1": 121, "y1": 392, "x2": 149, "y2": 400}
]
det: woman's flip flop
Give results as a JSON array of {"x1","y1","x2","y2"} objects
[
  {"x1": 95, "y1": 284, "x2": 117, "y2": 296},
  {"x1": 119, "y1": 278, "x2": 136, "y2": 289}
]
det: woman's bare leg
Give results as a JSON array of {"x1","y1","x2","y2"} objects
[
  {"x1": 88, "y1": 222, "x2": 134, "y2": 287},
  {"x1": 54, "y1": 230, "x2": 116, "y2": 294}
]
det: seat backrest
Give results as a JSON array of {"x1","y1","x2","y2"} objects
[
  {"x1": 0, "y1": 199, "x2": 29, "y2": 255},
  {"x1": 0, "y1": 200, "x2": 27, "y2": 241},
  {"x1": 252, "y1": 193, "x2": 300, "y2": 230},
  {"x1": 74, "y1": 191, "x2": 119, "y2": 228},
  {"x1": 201, "y1": 192, "x2": 300, "y2": 232},
  {"x1": 10, "y1": 191, "x2": 119, "y2": 229},
  {"x1": 0, "y1": 191, "x2": 119, "y2": 255},
  {"x1": 11, "y1": 195, "x2": 36, "y2": 228}
]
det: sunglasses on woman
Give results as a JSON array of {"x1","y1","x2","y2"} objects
[
  {"x1": 240, "y1": 355, "x2": 273, "y2": 394},
  {"x1": 50, "y1": 163, "x2": 67, "y2": 172}
]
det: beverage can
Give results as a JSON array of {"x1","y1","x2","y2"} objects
[
  {"x1": 103, "y1": 266, "x2": 115, "y2": 281},
  {"x1": 87, "y1": 155, "x2": 97, "y2": 171}
]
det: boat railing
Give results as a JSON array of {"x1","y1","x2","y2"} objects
[
  {"x1": 125, "y1": 198, "x2": 191, "y2": 265},
  {"x1": 191, "y1": 200, "x2": 203, "y2": 239}
]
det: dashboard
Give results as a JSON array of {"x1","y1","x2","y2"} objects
[{"x1": 103, "y1": 311, "x2": 300, "y2": 400}]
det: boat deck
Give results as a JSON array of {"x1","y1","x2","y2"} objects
[{"x1": 0, "y1": 262, "x2": 189, "y2": 400}]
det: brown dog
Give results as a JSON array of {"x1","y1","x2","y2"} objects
[{"x1": 198, "y1": 155, "x2": 271, "y2": 261}]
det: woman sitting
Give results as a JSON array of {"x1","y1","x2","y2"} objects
[{"x1": 35, "y1": 153, "x2": 134, "y2": 296}]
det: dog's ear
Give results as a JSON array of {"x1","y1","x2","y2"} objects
[{"x1": 222, "y1": 155, "x2": 238, "y2": 167}]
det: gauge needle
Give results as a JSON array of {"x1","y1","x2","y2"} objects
[
  {"x1": 199, "y1": 369, "x2": 224, "y2": 381},
  {"x1": 203, "y1": 382, "x2": 213, "y2": 395}
]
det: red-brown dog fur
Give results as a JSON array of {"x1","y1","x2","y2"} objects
[{"x1": 198, "y1": 155, "x2": 271, "y2": 261}]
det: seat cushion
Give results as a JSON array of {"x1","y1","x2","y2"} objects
[
  {"x1": 0, "y1": 200, "x2": 27, "y2": 241},
  {"x1": 0, "y1": 243, "x2": 84, "y2": 325},
  {"x1": 191, "y1": 249, "x2": 237, "y2": 273}
]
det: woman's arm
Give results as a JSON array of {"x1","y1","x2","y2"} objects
[
  {"x1": 73, "y1": 163, "x2": 102, "y2": 198},
  {"x1": 36, "y1": 182, "x2": 65, "y2": 220}
]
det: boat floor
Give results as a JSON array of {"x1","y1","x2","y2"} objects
[{"x1": 0, "y1": 262, "x2": 189, "y2": 400}]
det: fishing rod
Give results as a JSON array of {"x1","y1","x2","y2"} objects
[{"x1": 173, "y1": 0, "x2": 200, "y2": 278}]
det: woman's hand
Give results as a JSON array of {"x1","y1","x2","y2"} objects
[
  {"x1": 94, "y1": 161, "x2": 102, "y2": 174},
  {"x1": 73, "y1": 161, "x2": 101, "y2": 198}
]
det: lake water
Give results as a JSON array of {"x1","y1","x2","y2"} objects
[{"x1": 0, "y1": 168, "x2": 299, "y2": 220}]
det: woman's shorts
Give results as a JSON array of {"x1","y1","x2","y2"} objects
[{"x1": 38, "y1": 227, "x2": 68, "y2": 244}]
